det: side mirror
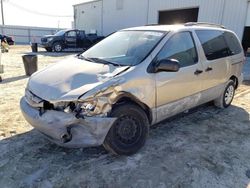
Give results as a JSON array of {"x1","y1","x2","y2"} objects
[{"x1": 155, "y1": 59, "x2": 180, "y2": 73}]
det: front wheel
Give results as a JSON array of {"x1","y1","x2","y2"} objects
[
  {"x1": 214, "y1": 80, "x2": 235, "y2": 108},
  {"x1": 103, "y1": 104, "x2": 149, "y2": 155},
  {"x1": 53, "y1": 42, "x2": 63, "y2": 52}
]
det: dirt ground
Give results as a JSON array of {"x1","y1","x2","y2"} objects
[{"x1": 0, "y1": 46, "x2": 250, "y2": 188}]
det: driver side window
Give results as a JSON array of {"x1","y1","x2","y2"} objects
[
  {"x1": 66, "y1": 31, "x2": 77, "y2": 37},
  {"x1": 156, "y1": 32, "x2": 198, "y2": 67}
]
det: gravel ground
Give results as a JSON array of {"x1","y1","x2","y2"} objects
[{"x1": 0, "y1": 46, "x2": 250, "y2": 188}]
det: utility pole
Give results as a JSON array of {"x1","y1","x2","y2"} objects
[{"x1": 1, "y1": 0, "x2": 4, "y2": 25}]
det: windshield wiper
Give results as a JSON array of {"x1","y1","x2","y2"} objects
[
  {"x1": 88, "y1": 58, "x2": 121, "y2": 67},
  {"x1": 77, "y1": 54, "x2": 94, "y2": 62},
  {"x1": 78, "y1": 55, "x2": 124, "y2": 67}
]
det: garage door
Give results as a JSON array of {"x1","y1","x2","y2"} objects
[{"x1": 158, "y1": 8, "x2": 199, "y2": 25}]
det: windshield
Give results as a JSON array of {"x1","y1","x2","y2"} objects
[
  {"x1": 54, "y1": 30, "x2": 67, "y2": 36},
  {"x1": 81, "y1": 30, "x2": 165, "y2": 66}
]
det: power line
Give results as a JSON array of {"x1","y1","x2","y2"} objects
[
  {"x1": 6, "y1": 1, "x2": 73, "y2": 18},
  {"x1": 1, "y1": 0, "x2": 4, "y2": 25}
]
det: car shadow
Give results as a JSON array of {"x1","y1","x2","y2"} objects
[
  {"x1": 0, "y1": 75, "x2": 28, "y2": 84},
  {"x1": 0, "y1": 104, "x2": 249, "y2": 187}
]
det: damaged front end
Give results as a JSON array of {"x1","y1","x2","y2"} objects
[
  {"x1": 19, "y1": 56, "x2": 134, "y2": 148},
  {"x1": 20, "y1": 88, "x2": 117, "y2": 148}
]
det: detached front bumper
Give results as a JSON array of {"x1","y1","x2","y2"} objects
[{"x1": 20, "y1": 97, "x2": 116, "y2": 148}]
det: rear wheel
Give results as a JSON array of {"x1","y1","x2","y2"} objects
[
  {"x1": 103, "y1": 104, "x2": 149, "y2": 155},
  {"x1": 214, "y1": 80, "x2": 235, "y2": 108},
  {"x1": 53, "y1": 42, "x2": 63, "y2": 52}
]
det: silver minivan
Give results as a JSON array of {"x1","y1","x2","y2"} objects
[{"x1": 20, "y1": 23, "x2": 245, "y2": 155}]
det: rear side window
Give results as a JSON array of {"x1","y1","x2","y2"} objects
[
  {"x1": 66, "y1": 31, "x2": 77, "y2": 37},
  {"x1": 79, "y1": 31, "x2": 86, "y2": 38},
  {"x1": 196, "y1": 30, "x2": 230, "y2": 60},
  {"x1": 155, "y1": 32, "x2": 198, "y2": 67},
  {"x1": 223, "y1": 32, "x2": 242, "y2": 55}
]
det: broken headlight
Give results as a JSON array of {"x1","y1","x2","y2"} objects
[
  {"x1": 53, "y1": 102, "x2": 72, "y2": 111},
  {"x1": 53, "y1": 99, "x2": 101, "y2": 117},
  {"x1": 74, "y1": 100, "x2": 97, "y2": 117}
]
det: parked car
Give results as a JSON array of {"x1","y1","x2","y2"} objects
[
  {"x1": 41, "y1": 29, "x2": 104, "y2": 52},
  {"x1": 0, "y1": 34, "x2": 14, "y2": 45},
  {"x1": 20, "y1": 23, "x2": 245, "y2": 155}
]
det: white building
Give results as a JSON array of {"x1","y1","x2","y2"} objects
[{"x1": 73, "y1": 0, "x2": 250, "y2": 48}]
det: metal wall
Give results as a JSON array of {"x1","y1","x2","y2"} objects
[
  {"x1": 74, "y1": 0, "x2": 103, "y2": 35},
  {"x1": 74, "y1": 0, "x2": 249, "y2": 40},
  {"x1": 148, "y1": 0, "x2": 248, "y2": 39},
  {"x1": 0, "y1": 25, "x2": 59, "y2": 44},
  {"x1": 220, "y1": 0, "x2": 248, "y2": 39},
  {"x1": 102, "y1": 0, "x2": 148, "y2": 35}
]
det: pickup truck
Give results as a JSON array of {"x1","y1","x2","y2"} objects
[
  {"x1": 0, "y1": 34, "x2": 14, "y2": 45},
  {"x1": 41, "y1": 29, "x2": 104, "y2": 52}
]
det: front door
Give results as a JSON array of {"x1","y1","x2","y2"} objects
[
  {"x1": 65, "y1": 30, "x2": 77, "y2": 48},
  {"x1": 154, "y1": 31, "x2": 203, "y2": 122}
]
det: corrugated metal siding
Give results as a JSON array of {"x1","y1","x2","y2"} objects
[
  {"x1": 74, "y1": 0, "x2": 103, "y2": 35},
  {"x1": 74, "y1": 0, "x2": 249, "y2": 39},
  {"x1": 147, "y1": 0, "x2": 248, "y2": 39},
  {"x1": 148, "y1": 0, "x2": 225, "y2": 24},
  {"x1": 198, "y1": 0, "x2": 225, "y2": 23},
  {"x1": 102, "y1": 0, "x2": 148, "y2": 35},
  {"x1": 221, "y1": 0, "x2": 248, "y2": 39},
  {"x1": 246, "y1": 2, "x2": 250, "y2": 26}
]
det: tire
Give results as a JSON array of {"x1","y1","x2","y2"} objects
[
  {"x1": 53, "y1": 42, "x2": 63, "y2": 52},
  {"x1": 214, "y1": 80, "x2": 235, "y2": 108},
  {"x1": 103, "y1": 104, "x2": 149, "y2": 155},
  {"x1": 45, "y1": 47, "x2": 52, "y2": 52}
]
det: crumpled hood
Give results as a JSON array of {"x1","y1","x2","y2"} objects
[{"x1": 27, "y1": 56, "x2": 129, "y2": 102}]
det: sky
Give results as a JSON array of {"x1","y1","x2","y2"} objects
[{"x1": 1, "y1": 0, "x2": 87, "y2": 28}]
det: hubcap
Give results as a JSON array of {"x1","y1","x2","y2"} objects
[
  {"x1": 115, "y1": 116, "x2": 141, "y2": 145},
  {"x1": 224, "y1": 85, "x2": 234, "y2": 105},
  {"x1": 55, "y1": 44, "x2": 62, "y2": 52}
]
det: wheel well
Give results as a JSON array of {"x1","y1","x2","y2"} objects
[
  {"x1": 112, "y1": 97, "x2": 152, "y2": 124},
  {"x1": 229, "y1": 76, "x2": 238, "y2": 89},
  {"x1": 53, "y1": 41, "x2": 63, "y2": 47}
]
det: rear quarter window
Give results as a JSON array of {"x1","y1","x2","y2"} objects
[
  {"x1": 223, "y1": 32, "x2": 242, "y2": 55},
  {"x1": 196, "y1": 30, "x2": 230, "y2": 60}
]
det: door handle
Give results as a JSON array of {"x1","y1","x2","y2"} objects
[
  {"x1": 194, "y1": 69, "x2": 203, "y2": 75},
  {"x1": 205, "y1": 67, "x2": 213, "y2": 72}
]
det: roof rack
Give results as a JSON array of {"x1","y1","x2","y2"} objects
[
  {"x1": 184, "y1": 22, "x2": 226, "y2": 29},
  {"x1": 145, "y1": 24, "x2": 160, "y2": 26}
]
